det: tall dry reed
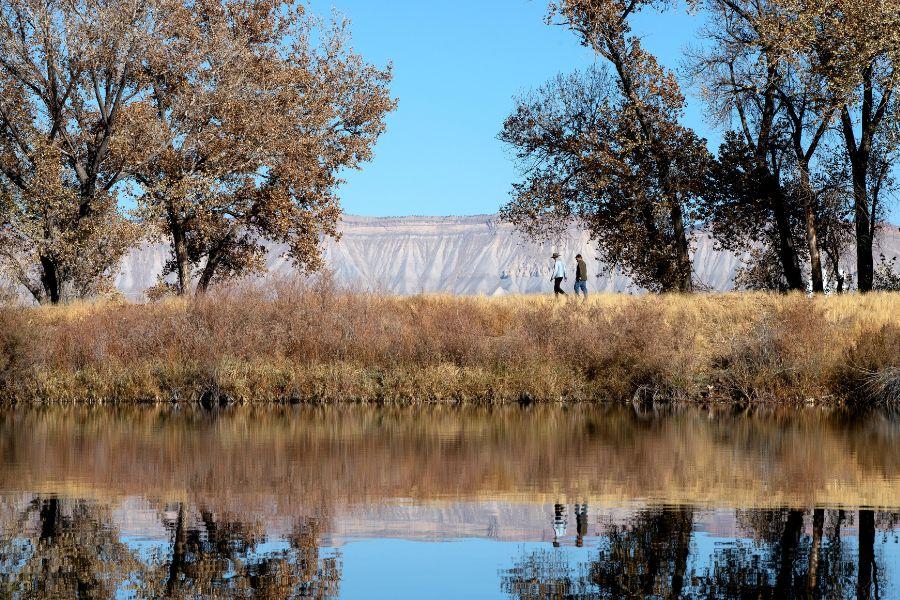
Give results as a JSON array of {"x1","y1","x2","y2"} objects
[{"x1": 0, "y1": 281, "x2": 897, "y2": 405}]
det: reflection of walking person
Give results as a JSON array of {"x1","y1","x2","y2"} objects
[
  {"x1": 575, "y1": 503, "x2": 588, "y2": 547},
  {"x1": 551, "y1": 253, "x2": 566, "y2": 297},
  {"x1": 574, "y1": 254, "x2": 588, "y2": 299},
  {"x1": 552, "y1": 503, "x2": 567, "y2": 547}
]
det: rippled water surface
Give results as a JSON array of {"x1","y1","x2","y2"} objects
[{"x1": 1, "y1": 404, "x2": 900, "y2": 598}]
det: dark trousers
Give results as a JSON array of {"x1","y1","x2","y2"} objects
[{"x1": 554, "y1": 277, "x2": 566, "y2": 296}]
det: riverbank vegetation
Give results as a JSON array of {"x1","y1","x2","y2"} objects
[{"x1": 0, "y1": 285, "x2": 896, "y2": 405}]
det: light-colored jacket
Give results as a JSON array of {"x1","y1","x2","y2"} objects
[{"x1": 553, "y1": 259, "x2": 566, "y2": 279}]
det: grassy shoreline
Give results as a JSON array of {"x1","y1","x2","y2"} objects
[{"x1": 0, "y1": 284, "x2": 898, "y2": 405}]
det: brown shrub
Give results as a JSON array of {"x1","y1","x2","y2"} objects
[{"x1": 1, "y1": 284, "x2": 898, "y2": 404}]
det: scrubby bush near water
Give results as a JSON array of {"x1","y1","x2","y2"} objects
[{"x1": 0, "y1": 281, "x2": 897, "y2": 405}]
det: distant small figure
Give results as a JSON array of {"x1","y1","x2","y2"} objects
[
  {"x1": 551, "y1": 253, "x2": 567, "y2": 297},
  {"x1": 552, "y1": 503, "x2": 567, "y2": 547},
  {"x1": 574, "y1": 254, "x2": 588, "y2": 299}
]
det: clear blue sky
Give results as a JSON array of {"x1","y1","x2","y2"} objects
[
  {"x1": 311, "y1": 0, "x2": 899, "y2": 222},
  {"x1": 308, "y1": 0, "x2": 711, "y2": 217}
]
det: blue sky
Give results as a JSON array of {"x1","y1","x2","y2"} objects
[{"x1": 308, "y1": 0, "x2": 712, "y2": 217}]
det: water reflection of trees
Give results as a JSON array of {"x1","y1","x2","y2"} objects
[
  {"x1": 589, "y1": 507, "x2": 694, "y2": 598},
  {"x1": 502, "y1": 508, "x2": 895, "y2": 600},
  {"x1": 140, "y1": 504, "x2": 340, "y2": 599},
  {"x1": 0, "y1": 496, "x2": 341, "y2": 599},
  {"x1": 5, "y1": 405, "x2": 900, "y2": 509},
  {"x1": 0, "y1": 497, "x2": 141, "y2": 599}
]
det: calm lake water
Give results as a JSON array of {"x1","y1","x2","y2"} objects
[{"x1": 1, "y1": 404, "x2": 900, "y2": 599}]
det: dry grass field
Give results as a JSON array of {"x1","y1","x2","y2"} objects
[{"x1": 0, "y1": 282, "x2": 897, "y2": 405}]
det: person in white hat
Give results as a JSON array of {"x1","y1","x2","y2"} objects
[{"x1": 551, "y1": 252, "x2": 566, "y2": 297}]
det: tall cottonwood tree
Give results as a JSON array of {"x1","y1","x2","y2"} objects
[
  {"x1": 132, "y1": 1, "x2": 395, "y2": 296},
  {"x1": 501, "y1": 0, "x2": 709, "y2": 293},
  {"x1": 0, "y1": 0, "x2": 152, "y2": 303},
  {"x1": 694, "y1": 0, "x2": 900, "y2": 293},
  {"x1": 690, "y1": 0, "x2": 821, "y2": 292},
  {"x1": 794, "y1": 0, "x2": 900, "y2": 292},
  {"x1": 776, "y1": 59, "x2": 836, "y2": 293},
  {"x1": 0, "y1": 0, "x2": 393, "y2": 302}
]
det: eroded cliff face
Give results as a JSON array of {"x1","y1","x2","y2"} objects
[{"x1": 115, "y1": 214, "x2": 900, "y2": 299}]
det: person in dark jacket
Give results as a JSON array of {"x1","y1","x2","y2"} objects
[
  {"x1": 574, "y1": 254, "x2": 588, "y2": 298},
  {"x1": 575, "y1": 502, "x2": 588, "y2": 547}
]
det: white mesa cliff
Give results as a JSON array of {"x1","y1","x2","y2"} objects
[{"x1": 115, "y1": 214, "x2": 900, "y2": 299}]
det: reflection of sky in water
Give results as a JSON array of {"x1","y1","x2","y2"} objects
[
  {"x1": 4, "y1": 405, "x2": 900, "y2": 598},
  {"x1": 89, "y1": 506, "x2": 900, "y2": 599}
]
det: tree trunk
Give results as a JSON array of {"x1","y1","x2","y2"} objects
[
  {"x1": 195, "y1": 228, "x2": 235, "y2": 295},
  {"x1": 196, "y1": 248, "x2": 221, "y2": 295},
  {"x1": 770, "y1": 189, "x2": 805, "y2": 291},
  {"x1": 839, "y1": 59, "x2": 890, "y2": 294},
  {"x1": 754, "y1": 69, "x2": 804, "y2": 293},
  {"x1": 852, "y1": 163, "x2": 874, "y2": 292},
  {"x1": 670, "y1": 202, "x2": 693, "y2": 293},
  {"x1": 39, "y1": 255, "x2": 61, "y2": 304},
  {"x1": 846, "y1": 127, "x2": 874, "y2": 292},
  {"x1": 857, "y1": 509, "x2": 875, "y2": 600},
  {"x1": 807, "y1": 508, "x2": 824, "y2": 593},
  {"x1": 670, "y1": 509, "x2": 693, "y2": 598},
  {"x1": 775, "y1": 510, "x2": 804, "y2": 594},
  {"x1": 169, "y1": 215, "x2": 191, "y2": 295},
  {"x1": 800, "y1": 172, "x2": 825, "y2": 294},
  {"x1": 165, "y1": 503, "x2": 187, "y2": 596},
  {"x1": 39, "y1": 497, "x2": 60, "y2": 541}
]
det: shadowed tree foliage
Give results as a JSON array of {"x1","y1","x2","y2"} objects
[
  {"x1": 874, "y1": 253, "x2": 900, "y2": 291},
  {"x1": 703, "y1": 132, "x2": 808, "y2": 292},
  {"x1": 588, "y1": 507, "x2": 694, "y2": 599},
  {"x1": 500, "y1": 0, "x2": 711, "y2": 293}
]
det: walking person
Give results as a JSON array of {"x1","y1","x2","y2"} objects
[
  {"x1": 552, "y1": 503, "x2": 567, "y2": 547},
  {"x1": 574, "y1": 254, "x2": 588, "y2": 299},
  {"x1": 575, "y1": 502, "x2": 588, "y2": 547},
  {"x1": 551, "y1": 253, "x2": 566, "y2": 297}
]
